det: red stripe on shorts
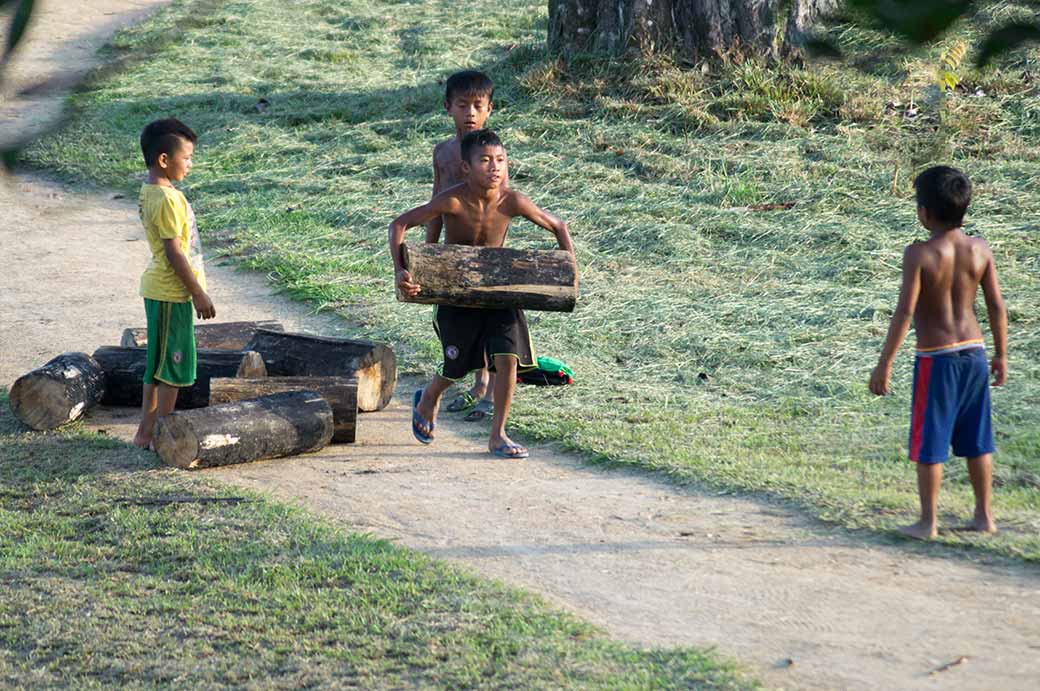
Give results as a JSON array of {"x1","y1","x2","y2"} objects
[{"x1": 910, "y1": 357, "x2": 934, "y2": 461}]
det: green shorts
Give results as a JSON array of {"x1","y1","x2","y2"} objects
[{"x1": 143, "y1": 298, "x2": 196, "y2": 387}]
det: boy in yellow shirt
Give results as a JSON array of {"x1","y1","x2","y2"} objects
[{"x1": 133, "y1": 118, "x2": 216, "y2": 448}]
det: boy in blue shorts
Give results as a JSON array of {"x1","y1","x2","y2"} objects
[
  {"x1": 132, "y1": 118, "x2": 216, "y2": 449},
  {"x1": 870, "y1": 166, "x2": 1008, "y2": 540}
]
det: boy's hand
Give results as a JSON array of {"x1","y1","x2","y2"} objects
[
  {"x1": 991, "y1": 355, "x2": 1008, "y2": 387},
  {"x1": 192, "y1": 291, "x2": 216, "y2": 320},
  {"x1": 396, "y1": 269, "x2": 421, "y2": 298},
  {"x1": 869, "y1": 363, "x2": 891, "y2": 396}
]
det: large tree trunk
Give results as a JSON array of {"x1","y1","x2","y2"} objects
[
  {"x1": 399, "y1": 243, "x2": 578, "y2": 312},
  {"x1": 9, "y1": 353, "x2": 106, "y2": 430},
  {"x1": 548, "y1": 0, "x2": 839, "y2": 61},
  {"x1": 153, "y1": 390, "x2": 334, "y2": 470},
  {"x1": 120, "y1": 320, "x2": 284, "y2": 350},
  {"x1": 209, "y1": 376, "x2": 358, "y2": 443},
  {"x1": 91, "y1": 347, "x2": 267, "y2": 409},
  {"x1": 243, "y1": 329, "x2": 396, "y2": 413}
]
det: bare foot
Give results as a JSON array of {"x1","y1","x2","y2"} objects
[
  {"x1": 899, "y1": 521, "x2": 938, "y2": 541},
  {"x1": 954, "y1": 516, "x2": 997, "y2": 534},
  {"x1": 132, "y1": 432, "x2": 151, "y2": 449}
]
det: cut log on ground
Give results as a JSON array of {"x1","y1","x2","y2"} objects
[
  {"x1": 243, "y1": 329, "x2": 396, "y2": 412},
  {"x1": 9, "y1": 353, "x2": 106, "y2": 430},
  {"x1": 398, "y1": 242, "x2": 578, "y2": 312},
  {"x1": 120, "y1": 320, "x2": 284, "y2": 349},
  {"x1": 209, "y1": 376, "x2": 358, "y2": 443},
  {"x1": 91, "y1": 347, "x2": 267, "y2": 409},
  {"x1": 153, "y1": 390, "x2": 334, "y2": 470}
]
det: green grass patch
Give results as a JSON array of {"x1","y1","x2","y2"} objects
[
  {"x1": 0, "y1": 392, "x2": 749, "y2": 689},
  {"x1": 25, "y1": 0, "x2": 1040, "y2": 560}
]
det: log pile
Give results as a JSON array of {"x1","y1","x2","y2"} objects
[
  {"x1": 121, "y1": 320, "x2": 284, "y2": 349},
  {"x1": 243, "y1": 329, "x2": 396, "y2": 412},
  {"x1": 91, "y1": 346, "x2": 267, "y2": 408},
  {"x1": 8, "y1": 320, "x2": 397, "y2": 469},
  {"x1": 210, "y1": 376, "x2": 357, "y2": 443}
]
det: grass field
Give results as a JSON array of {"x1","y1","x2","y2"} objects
[
  {"x1": 0, "y1": 393, "x2": 749, "y2": 689},
  {"x1": 26, "y1": 0, "x2": 1040, "y2": 559}
]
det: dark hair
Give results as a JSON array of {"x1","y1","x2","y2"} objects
[
  {"x1": 914, "y1": 165, "x2": 972, "y2": 227},
  {"x1": 445, "y1": 70, "x2": 494, "y2": 102},
  {"x1": 460, "y1": 129, "x2": 504, "y2": 163},
  {"x1": 140, "y1": 118, "x2": 197, "y2": 167}
]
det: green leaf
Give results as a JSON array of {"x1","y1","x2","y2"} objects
[
  {"x1": 4, "y1": 0, "x2": 34, "y2": 59},
  {"x1": 976, "y1": 21, "x2": 1040, "y2": 67}
]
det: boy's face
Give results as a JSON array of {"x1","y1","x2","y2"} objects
[
  {"x1": 444, "y1": 92, "x2": 492, "y2": 134},
  {"x1": 158, "y1": 138, "x2": 194, "y2": 181},
  {"x1": 462, "y1": 144, "x2": 507, "y2": 189}
]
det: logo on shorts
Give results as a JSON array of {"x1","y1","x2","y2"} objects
[
  {"x1": 172, "y1": 351, "x2": 183, "y2": 364},
  {"x1": 446, "y1": 345, "x2": 459, "y2": 360}
]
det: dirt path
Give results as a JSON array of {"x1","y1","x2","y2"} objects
[{"x1": 2, "y1": 4, "x2": 1039, "y2": 690}]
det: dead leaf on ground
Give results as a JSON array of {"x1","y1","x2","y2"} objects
[
  {"x1": 747, "y1": 202, "x2": 796, "y2": 212},
  {"x1": 929, "y1": 656, "x2": 969, "y2": 676}
]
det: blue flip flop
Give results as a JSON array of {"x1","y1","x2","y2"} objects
[
  {"x1": 490, "y1": 442, "x2": 528, "y2": 459},
  {"x1": 412, "y1": 389, "x2": 435, "y2": 444}
]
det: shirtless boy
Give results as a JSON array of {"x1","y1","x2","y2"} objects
[
  {"x1": 870, "y1": 165, "x2": 1008, "y2": 540},
  {"x1": 390, "y1": 129, "x2": 575, "y2": 459},
  {"x1": 428, "y1": 70, "x2": 500, "y2": 418}
]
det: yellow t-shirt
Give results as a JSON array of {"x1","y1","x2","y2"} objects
[{"x1": 138, "y1": 184, "x2": 206, "y2": 302}]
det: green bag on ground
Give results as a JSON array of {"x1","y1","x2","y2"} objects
[{"x1": 518, "y1": 356, "x2": 574, "y2": 386}]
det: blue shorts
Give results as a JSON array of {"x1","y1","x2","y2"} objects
[{"x1": 909, "y1": 346, "x2": 994, "y2": 464}]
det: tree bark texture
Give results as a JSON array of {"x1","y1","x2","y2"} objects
[
  {"x1": 243, "y1": 329, "x2": 396, "y2": 413},
  {"x1": 209, "y1": 376, "x2": 358, "y2": 443},
  {"x1": 399, "y1": 243, "x2": 578, "y2": 313},
  {"x1": 153, "y1": 390, "x2": 334, "y2": 470},
  {"x1": 548, "y1": 0, "x2": 839, "y2": 61},
  {"x1": 9, "y1": 353, "x2": 106, "y2": 430},
  {"x1": 91, "y1": 347, "x2": 267, "y2": 408},
  {"x1": 120, "y1": 320, "x2": 284, "y2": 349}
]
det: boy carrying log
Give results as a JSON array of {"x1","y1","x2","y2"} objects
[
  {"x1": 390, "y1": 129, "x2": 575, "y2": 459},
  {"x1": 132, "y1": 118, "x2": 216, "y2": 448},
  {"x1": 870, "y1": 165, "x2": 1008, "y2": 540},
  {"x1": 427, "y1": 70, "x2": 500, "y2": 420}
]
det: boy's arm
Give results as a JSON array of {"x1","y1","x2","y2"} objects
[
  {"x1": 163, "y1": 239, "x2": 215, "y2": 319},
  {"x1": 389, "y1": 193, "x2": 458, "y2": 297},
  {"x1": 424, "y1": 153, "x2": 443, "y2": 244},
  {"x1": 511, "y1": 192, "x2": 575, "y2": 256},
  {"x1": 869, "y1": 245, "x2": 922, "y2": 395},
  {"x1": 980, "y1": 245, "x2": 1008, "y2": 386}
]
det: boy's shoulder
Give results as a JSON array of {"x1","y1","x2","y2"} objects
[
  {"x1": 433, "y1": 137, "x2": 459, "y2": 156},
  {"x1": 141, "y1": 183, "x2": 185, "y2": 203}
]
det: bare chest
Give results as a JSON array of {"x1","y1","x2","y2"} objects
[
  {"x1": 444, "y1": 200, "x2": 512, "y2": 247},
  {"x1": 435, "y1": 149, "x2": 464, "y2": 188}
]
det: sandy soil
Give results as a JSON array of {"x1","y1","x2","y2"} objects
[{"x1": 2, "y1": 3, "x2": 1039, "y2": 689}]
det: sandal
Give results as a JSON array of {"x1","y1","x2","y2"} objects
[
  {"x1": 446, "y1": 391, "x2": 477, "y2": 413},
  {"x1": 490, "y1": 442, "x2": 529, "y2": 459},
  {"x1": 411, "y1": 390, "x2": 435, "y2": 444},
  {"x1": 464, "y1": 399, "x2": 493, "y2": 422}
]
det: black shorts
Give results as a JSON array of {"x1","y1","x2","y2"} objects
[{"x1": 433, "y1": 305, "x2": 536, "y2": 380}]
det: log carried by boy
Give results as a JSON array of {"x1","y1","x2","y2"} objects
[{"x1": 397, "y1": 242, "x2": 578, "y2": 312}]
